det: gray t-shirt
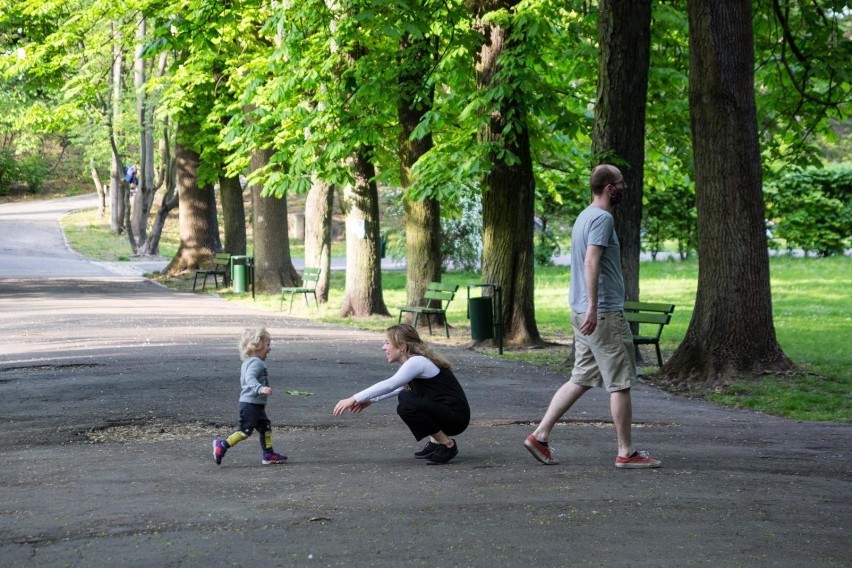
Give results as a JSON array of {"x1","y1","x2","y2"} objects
[{"x1": 569, "y1": 205, "x2": 625, "y2": 313}]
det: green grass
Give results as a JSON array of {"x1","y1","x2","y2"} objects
[
  {"x1": 61, "y1": 208, "x2": 180, "y2": 261},
  {"x1": 61, "y1": 207, "x2": 852, "y2": 423}
]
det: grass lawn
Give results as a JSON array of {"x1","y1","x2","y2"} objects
[{"x1": 61, "y1": 207, "x2": 852, "y2": 423}]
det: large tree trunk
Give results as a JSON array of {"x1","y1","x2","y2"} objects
[
  {"x1": 250, "y1": 148, "x2": 299, "y2": 293},
  {"x1": 591, "y1": 0, "x2": 651, "y2": 307},
  {"x1": 474, "y1": 3, "x2": 541, "y2": 346},
  {"x1": 165, "y1": 136, "x2": 218, "y2": 273},
  {"x1": 398, "y1": 32, "x2": 441, "y2": 327},
  {"x1": 219, "y1": 174, "x2": 246, "y2": 256},
  {"x1": 661, "y1": 0, "x2": 794, "y2": 384},
  {"x1": 304, "y1": 175, "x2": 334, "y2": 303},
  {"x1": 339, "y1": 149, "x2": 389, "y2": 317}
]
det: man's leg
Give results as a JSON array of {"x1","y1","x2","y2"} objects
[
  {"x1": 532, "y1": 382, "x2": 590, "y2": 442},
  {"x1": 610, "y1": 388, "x2": 633, "y2": 458}
]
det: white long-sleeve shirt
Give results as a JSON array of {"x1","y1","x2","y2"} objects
[{"x1": 353, "y1": 355, "x2": 441, "y2": 403}]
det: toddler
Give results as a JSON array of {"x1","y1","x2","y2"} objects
[{"x1": 213, "y1": 328, "x2": 287, "y2": 465}]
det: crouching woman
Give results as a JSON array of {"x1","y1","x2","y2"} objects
[{"x1": 333, "y1": 324, "x2": 470, "y2": 465}]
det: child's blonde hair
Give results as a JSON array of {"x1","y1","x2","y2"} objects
[{"x1": 239, "y1": 328, "x2": 271, "y2": 360}]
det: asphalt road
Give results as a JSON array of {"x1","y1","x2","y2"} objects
[{"x1": 0, "y1": 195, "x2": 849, "y2": 567}]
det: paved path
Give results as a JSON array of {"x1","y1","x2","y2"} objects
[{"x1": 0, "y1": 196, "x2": 849, "y2": 567}]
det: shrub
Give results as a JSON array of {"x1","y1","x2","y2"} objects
[
  {"x1": 765, "y1": 166, "x2": 852, "y2": 256},
  {"x1": 0, "y1": 149, "x2": 18, "y2": 196},
  {"x1": 18, "y1": 154, "x2": 50, "y2": 194}
]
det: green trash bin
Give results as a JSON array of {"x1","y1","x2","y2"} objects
[
  {"x1": 467, "y1": 283, "x2": 503, "y2": 354},
  {"x1": 230, "y1": 255, "x2": 249, "y2": 293},
  {"x1": 469, "y1": 296, "x2": 494, "y2": 340}
]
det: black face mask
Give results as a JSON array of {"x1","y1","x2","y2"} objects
[{"x1": 609, "y1": 185, "x2": 625, "y2": 205}]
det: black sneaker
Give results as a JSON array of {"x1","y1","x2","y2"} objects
[
  {"x1": 414, "y1": 441, "x2": 441, "y2": 459},
  {"x1": 427, "y1": 441, "x2": 458, "y2": 465}
]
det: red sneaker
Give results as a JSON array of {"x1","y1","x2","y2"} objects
[
  {"x1": 523, "y1": 434, "x2": 559, "y2": 465},
  {"x1": 615, "y1": 450, "x2": 661, "y2": 469}
]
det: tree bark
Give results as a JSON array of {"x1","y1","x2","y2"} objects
[
  {"x1": 662, "y1": 0, "x2": 794, "y2": 384},
  {"x1": 250, "y1": 148, "x2": 300, "y2": 293},
  {"x1": 339, "y1": 149, "x2": 390, "y2": 317},
  {"x1": 591, "y1": 0, "x2": 651, "y2": 308},
  {"x1": 398, "y1": 32, "x2": 441, "y2": 328},
  {"x1": 474, "y1": 2, "x2": 541, "y2": 346},
  {"x1": 304, "y1": 175, "x2": 334, "y2": 302},
  {"x1": 219, "y1": 174, "x2": 246, "y2": 256},
  {"x1": 165, "y1": 134, "x2": 218, "y2": 273}
]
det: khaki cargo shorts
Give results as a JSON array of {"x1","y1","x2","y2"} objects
[{"x1": 570, "y1": 310, "x2": 636, "y2": 392}]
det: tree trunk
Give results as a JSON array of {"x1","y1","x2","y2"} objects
[
  {"x1": 130, "y1": 17, "x2": 154, "y2": 247},
  {"x1": 474, "y1": 3, "x2": 541, "y2": 346},
  {"x1": 250, "y1": 148, "x2": 300, "y2": 293},
  {"x1": 219, "y1": 174, "x2": 246, "y2": 255},
  {"x1": 661, "y1": 0, "x2": 794, "y2": 384},
  {"x1": 339, "y1": 149, "x2": 390, "y2": 317},
  {"x1": 164, "y1": 135, "x2": 218, "y2": 273},
  {"x1": 591, "y1": 0, "x2": 651, "y2": 308},
  {"x1": 90, "y1": 167, "x2": 106, "y2": 217},
  {"x1": 304, "y1": 175, "x2": 334, "y2": 302},
  {"x1": 108, "y1": 23, "x2": 125, "y2": 234},
  {"x1": 398, "y1": 32, "x2": 441, "y2": 328},
  {"x1": 145, "y1": 184, "x2": 178, "y2": 258},
  {"x1": 137, "y1": 124, "x2": 175, "y2": 256}
]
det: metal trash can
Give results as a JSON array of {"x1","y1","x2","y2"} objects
[
  {"x1": 230, "y1": 255, "x2": 250, "y2": 293},
  {"x1": 466, "y1": 283, "x2": 503, "y2": 354},
  {"x1": 469, "y1": 297, "x2": 494, "y2": 340}
]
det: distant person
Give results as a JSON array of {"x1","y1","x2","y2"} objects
[
  {"x1": 524, "y1": 164, "x2": 661, "y2": 469},
  {"x1": 124, "y1": 164, "x2": 139, "y2": 195},
  {"x1": 213, "y1": 328, "x2": 287, "y2": 466},
  {"x1": 333, "y1": 324, "x2": 470, "y2": 465}
]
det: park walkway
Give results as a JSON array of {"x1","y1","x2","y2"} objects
[{"x1": 0, "y1": 195, "x2": 849, "y2": 567}]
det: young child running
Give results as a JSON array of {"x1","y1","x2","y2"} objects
[{"x1": 213, "y1": 328, "x2": 287, "y2": 466}]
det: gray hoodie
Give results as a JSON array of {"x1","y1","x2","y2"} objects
[{"x1": 238, "y1": 357, "x2": 269, "y2": 404}]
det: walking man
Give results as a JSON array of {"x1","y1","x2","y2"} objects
[{"x1": 524, "y1": 164, "x2": 661, "y2": 469}]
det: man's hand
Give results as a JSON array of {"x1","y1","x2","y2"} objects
[{"x1": 580, "y1": 307, "x2": 598, "y2": 335}]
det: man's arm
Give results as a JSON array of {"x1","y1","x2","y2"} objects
[{"x1": 581, "y1": 244, "x2": 603, "y2": 335}]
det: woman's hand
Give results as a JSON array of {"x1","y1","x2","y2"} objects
[
  {"x1": 333, "y1": 396, "x2": 362, "y2": 416},
  {"x1": 260, "y1": 386, "x2": 272, "y2": 395},
  {"x1": 350, "y1": 399, "x2": 372, "y2": 413}
]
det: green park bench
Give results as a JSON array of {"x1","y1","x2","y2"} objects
[
  {"x1": 398, "y1": 281, "x2": 459, "y2": 338},
  {"x1": 623, "y1": 301, "x2": 675, "y2": 366},
  {"x1": 192, "y1": 252, "x2": 231, "y2": 292},
  {"x1": 280, "y1": 267, "x2": 321, "y2": 313}
]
